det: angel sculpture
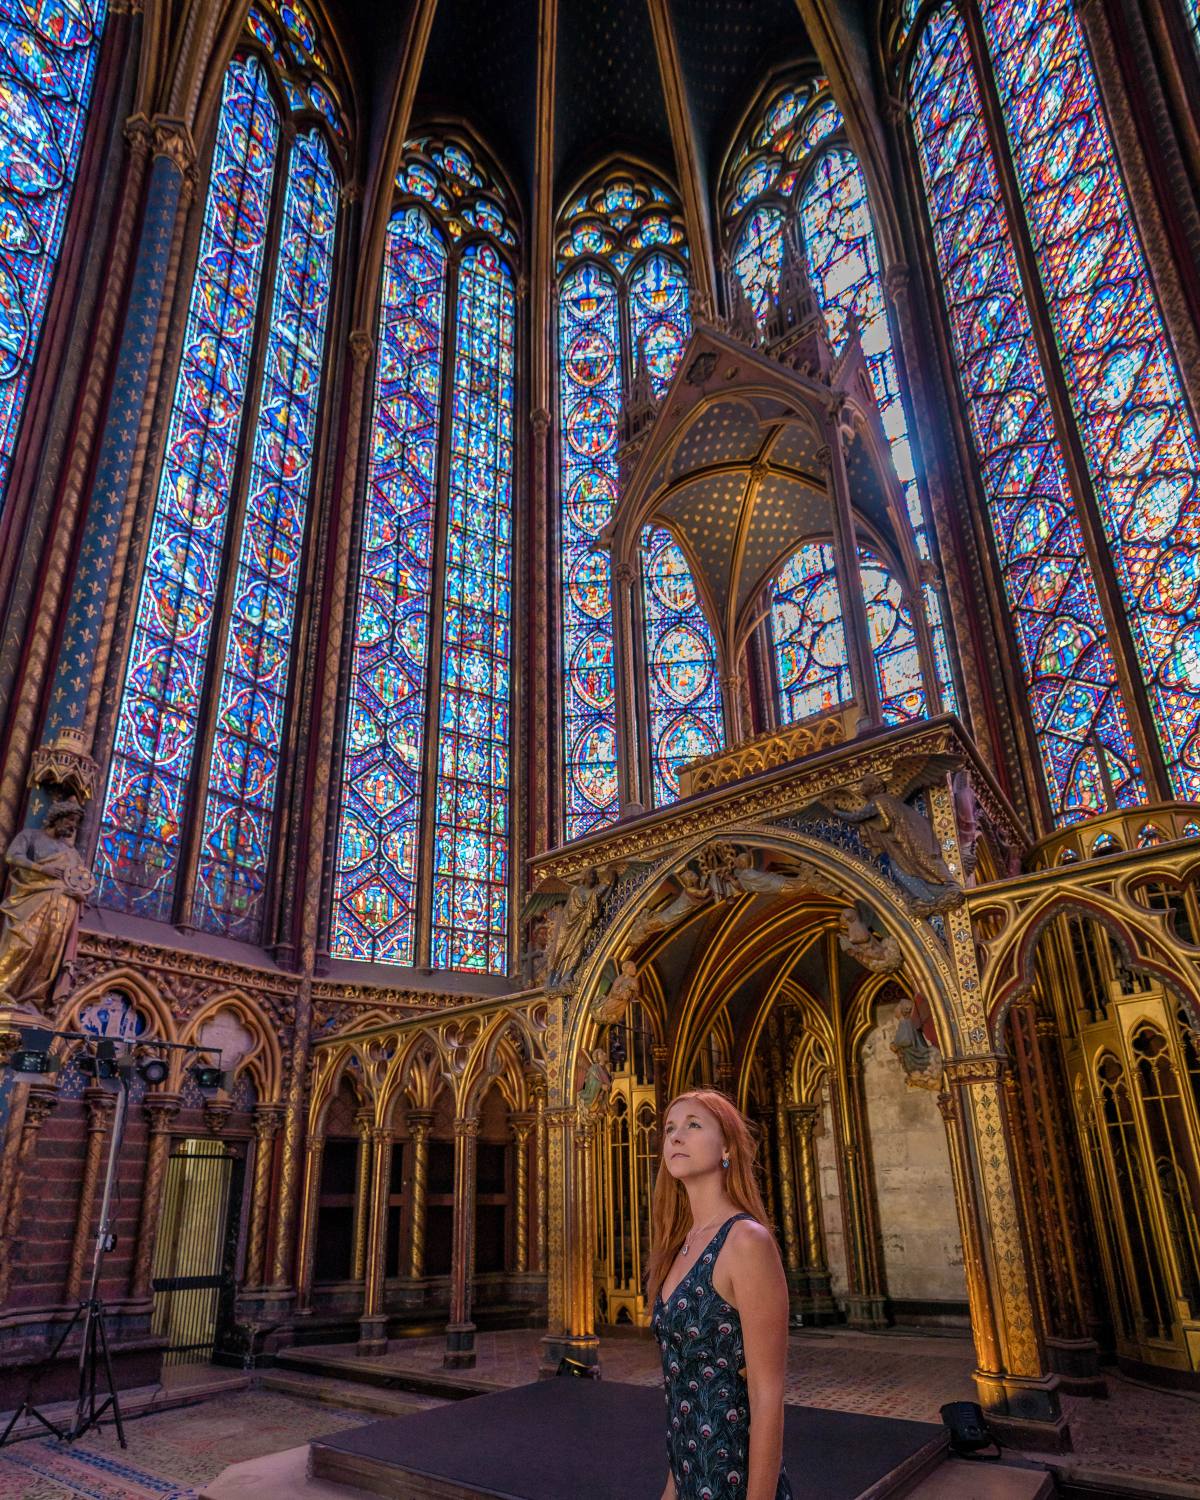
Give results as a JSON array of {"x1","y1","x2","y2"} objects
[
  {"x1": 578, "y1": 1047, "x2": 614, "y2": 1115},
  {"x1": 837, "y1": 902, "x2": 902, "y2": 973},
  {"x1": 521, "y1": 866, "x2": 615, "y2": 988},
  {"x1": 890, "y1": 995, "x2": 943, "y2": 1091},
  {"x1": 732, "y1": 849, "x2": 839, "y2": 899},
  {"x1": 628, "y1": 864, "x2": 711, "y2": 947},
  {"x1": 819, "y1": 759, "x2": 964, "y2": 915},
  {"x1": 591, "y1": 959, "x2": 641, "y2": 1026}
]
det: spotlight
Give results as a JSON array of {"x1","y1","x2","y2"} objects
[
  {"x1": 137, "y1": 1056, "x2": 169, "y2": 1086},
  {"x1": 8, "y1": 1026, "x2": 58, "y2": 1075},
  {"x1": 941, "y1": 1401, "x2": 999, "y2": 1458},
  {"x1": 190, "y1": 1063, "x2": 228, "y2": 1091},
  {"x1": 77, "y1": 1039, "x2": 118, "y2": 1080},
  {"x1": 556, "y1": 1357, "x2": 599, "y2": 1380}
]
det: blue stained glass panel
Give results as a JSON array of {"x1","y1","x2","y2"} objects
[
  {"x1": 193, "y1": 130, "x2": 338, "y2": 938},
  {"x1": 859, "y1": 546, "x2": 926, "y2": 723},
  {"x1": 770, "y1": 543, "x2": 853, "y2": 723},
  {"x1": 95, "y1": 57, "x2": 279, "y2": 916},
  {"x1": 559, "y1": 261, "x2": 622, "y2": 840},
  {"x1": 731, "y1": 205, "x2": 784, "y2": 321},
  {"x1": 640, "y1": 527, "x2": 724, "y2": 806},
  {"x1": 431, "y1": 243, "x2": 514, "y2": 974},
  {"x1": 629, "y1": 252, "x2": 689, "y2": 395},
  {"x1": 0, "y1": 0, "x2": 107, "y2": 516},
  {"x1": 979, "y1": 0, "x2": 1200, "y2": 797},
  {"x1": 908, "y1": 5, "x2": 1143, "y2": 818},
  {"x1": 331, "y1": 207, "x2": 446, "y2": 962},
  {"x1": 799, "y1": 145, "x2": 950, "y2": 715}
]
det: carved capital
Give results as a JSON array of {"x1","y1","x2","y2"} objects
[
  {"x1": 84, "y1": 1086, "x2": 117, "y2": 1131},
  {"x1": 943, "y1": 1053, "x2": 1007, "y2": 1086},
  {"x1": 144, "y1": 1092, "x2": 182, "y2": 1131},
  {"x1": 150, "y1": 117, "x2": 196, "y2": 177},
  {"x1": 203, "y1": 1097, "x2": 233, "y2": 1135},
  {"x1": 407, "y1": 1109, "x2": 435, "y2": 1138},
  {"x1": 23, "y1": 1088, "x2": 58, "y2": 1129},
  {"x1": 340, "y1": 180, "x2": 362, "y2": 206},
  {"x1": 883, "y1": 262, "x2": 911, "y2": 306},
  {"x1": 124, "y1": 113, "x2": 154, "y2": 161},
  {"x1": 453, "y1": 1116, "x2": 480, "y2": 1140},
  {"x1": 349, "y1": 329, "x2": 374, "y2": 366},
  {"x1": 531, "y1": 407, "x2": 551, "y2": 439},
  {"x1": 251, "y1": 1102, "x2": 285, "y2": 1140}
]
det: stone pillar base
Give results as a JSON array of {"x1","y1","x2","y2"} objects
[
  {"x1": 357, "y1": 1315, "x2": 388, "y2": 1356},
  {"x1": 788, "y1": 1270, "x2": 840, "y2": 1326},
  {"x1": 444, "y1": 1320, "x2": 477, "y2": 1369},
  {"x1": 974, "y1": 1369, "x2": 1072, "y2": 1452},
  {"x1": 844, "y1": 1293, "x2": 888, "y2": 1330},
  {"x1": 537, "y1": 1331, "x2": 600, "y2": 1379},
  {"x1": 1044, "y1": 1336, "x2": 1107, "y2": 1397}
]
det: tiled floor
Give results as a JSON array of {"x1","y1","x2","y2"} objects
[{"x1": 0, "y1": 1332, "x2": 1197, "y2": 1496}]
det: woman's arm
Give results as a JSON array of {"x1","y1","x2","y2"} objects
[
  {"x1": 728, "y1": 1222, "x2": 790, "y2": 1500},
  {"x1": 659, "y1": 1469, "x2": 677, "y2": 1500}
]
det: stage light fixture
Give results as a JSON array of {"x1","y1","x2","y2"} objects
[
  {"x1": 136, "y1": 1056, "x2": 169, "y2": 1086},
  {"x1": 5, "y1": 1026, "x2": 59, "y2": 1075},
  {"x1": 76, "y1": 1039, "x2": 118, "y2": 1080},
  {"x1": 189, "y1": 1063, "x2": 227, "y2": 1091}
]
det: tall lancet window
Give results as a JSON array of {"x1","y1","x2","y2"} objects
[
  {"x1": 0, "y1": 0, "x2": 108, "y2": 516},
  {"x1": 721, "y1": 76, "x2": 956, "y2": 720},
  {"x1": 95, "y1": 2, "x2": 346, "y2": 933},
  {"x1": 332, "y1": 137, "x2": 517, "y2": 973},
  {"x1": 557, "y1": 170, "x2": 720, "y2": 833},
  {"x1": 893, "y1": 0, "x2": 1198, "y2": 820}
]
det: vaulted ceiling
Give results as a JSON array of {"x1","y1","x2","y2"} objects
[{"x1": 332, "y1": 0, "x2": 815, "y2": 214}]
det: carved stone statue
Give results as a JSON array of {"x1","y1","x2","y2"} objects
[
  {"x1": 823, "y1": 770, "x2": 963, "y2": 915},
  {"x1": 0, "y1": 800, "x2": 95, "y2": 1020},
  {"x1": 546, "y1": 867, "x2": 611, "y2": 983},
  {"x1": 952, "y1": 770, "x2": 979, "y2": 885},
  {"x1": 591, "y1": 959, "x2": 641, "y2": 1026},
  {"x1": 628, "y1": 864, "x2": 710, "y2": 947},
  {"x1": 890, "y1": 995, "x2": 943, "y2": 1091},
  {"x1": 732, "y1": 849, "x2": 839, "y2": 899},
  {"x1": 577, "y1": 1048, "x2": 613, "y2": 1115},
  {"x1": 838, "y1": 903, "x2": 902, "y2": 973}
]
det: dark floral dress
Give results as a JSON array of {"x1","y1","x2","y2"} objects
[{"x1": 652, "y1": 1213, "x2": 792, "y2": 1500}]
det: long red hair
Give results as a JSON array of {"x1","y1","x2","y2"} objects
[{"x1": 645, "y1": 1089, "x2": 773, "y2": 1305}]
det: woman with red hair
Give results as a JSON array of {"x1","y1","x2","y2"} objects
[{"x1": 648, "y1": 1089, "x2": 793, "y2": 1500}]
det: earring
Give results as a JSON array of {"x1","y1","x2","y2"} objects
[{"x1": 721, "y1": 1152, "x2": 730, "y2": 1170}]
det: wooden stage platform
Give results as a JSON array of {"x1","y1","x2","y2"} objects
[{"x1": 309, "y1": 1377, "x2": 949, "y2": 1499}]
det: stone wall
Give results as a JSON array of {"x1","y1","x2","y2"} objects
[{"x1": 861, "y1": 1001, "x2": 966, "y2": 1313}]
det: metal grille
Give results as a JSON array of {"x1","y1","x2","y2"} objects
[{"x1": 151, "y1": 1139, "x2": 234, "y2": 1366}]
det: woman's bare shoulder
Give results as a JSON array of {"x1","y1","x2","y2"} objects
[{"x1": 725, "y1": 1217, "x2": 779, "y2": 1262}]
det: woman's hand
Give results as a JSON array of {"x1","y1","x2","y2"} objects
[{"x1": 659, "y1": 1469, "x2": 678, "y2": 1500}]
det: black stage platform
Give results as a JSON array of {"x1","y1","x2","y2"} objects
[{"x1": 310, "y1": 1378, "x2": 947, "y2": 1499}]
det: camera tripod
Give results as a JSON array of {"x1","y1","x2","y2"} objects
[{"x1": 0, "y1": 1073, "x2": 129, "y2": 1449}]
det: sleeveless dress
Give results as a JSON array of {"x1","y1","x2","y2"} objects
[{"x1": 652, "y1": 1213, "x2": 793, "y2": 1500}]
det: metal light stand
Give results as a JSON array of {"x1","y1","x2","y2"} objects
[
  {"x1": 0, "y1": 1061, "x2": 131, "y2": 1448},
  {"x1": 0, "y1": 1034, "x2": 221, "y2": 1449}
]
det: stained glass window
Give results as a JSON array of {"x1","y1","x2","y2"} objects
[
  {"x1": 907, "y1": 6, "x2": 1143, "y2": 818},
  {"x1": 559, "y1": 262, "x2": 621, "y2": 839},
  {"x1": 0, "y1": 0, "x2": 107, "y2": 516},
  {"x1": 556, "y1": 170, "x2": 704, "y2": 833},
  {"x1": 97, "y1": 15, "x2": 346, "y2": 926},
  {"x1": 722, "y1": 79, "x2": 955, "y2": 721},
  {"x1": 332, "y1": 209, "x2": 445, "y2": 965},
  {"x1": 976, "y1": 0, "x2": 1200, "y2": 799},
  {"x1": 193, "y1": 130, "x2": 338, "y2": 937},
  {"x1": 640, "y1": 527, "x2": 724, "y2": 805},
  {"x1": 859, "y1": 546, "x2": 926, "y2": 724},
  {"x1": 333, "y1": 136, "x2": 517, "y2": 973},
  {"x1": 770, "y1": 543, "x2": 852, "y2": 724},
  {"x1": 96, "y1": 57, "x2": 280, "y2": 917},
  {"x1": 431, "y1": 244, "x2": 514, "y2": 972}
]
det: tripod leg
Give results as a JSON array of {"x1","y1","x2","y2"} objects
[{"x1": 94, "y1": 1310, "x2": 125, "y2": 1448}]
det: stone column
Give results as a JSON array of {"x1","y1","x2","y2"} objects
[
  {"x1": 294, "y1": 1134, "x2": 325, "y2": 1315},
  {"x1": 351, "y1": 1108, "x2": 374, "y2": 1283},
  {"x1": 130, "y1": 1092, "x2": 181, "y2": 1300},
  {"x1": 242, "y1": 1104, "x2": 283, "y2": 1292},
  {"x1": 767, "y1": 1024, "x2": 803, "y2": 1286},
  {"x1": 534, "y1": 1083, "x2": 548, "y2": 1273},
  {"x1": 821, "y1": 429, "x2": 883, "y2": 730},
  {"x1": 358, "y1": 1125, "x2": 394, "y2": 1353},
  {"x1": 0, "y1": 1087, "x2": 57, "y2": 1301},
  {"x1": 790, "y1": 1103, "x2": 837, "y2": 1324},
  {"x1": 66, "y1": 1088, "x2": 117, "y2": 1302},
  {"x1": 611, "y1": 559, "x2": 643, "y2": 808},
  {"x1": 406, "y1": 1111, "x2": 434, "y2": 1280},
  {"x1": 510, "y1": 1115, "x2": 534, "y2": 1274},
  {"x1": 445, "y1": 1117, "x2": 480, "y2": 1368},
  {"x1": 926, "y1": 779, "x2": 1069, "y2": 1448}
]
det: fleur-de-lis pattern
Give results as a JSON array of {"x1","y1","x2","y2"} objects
[{"x1": 652, "y1": 1214, "x2": 792, "y2": 1500}]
